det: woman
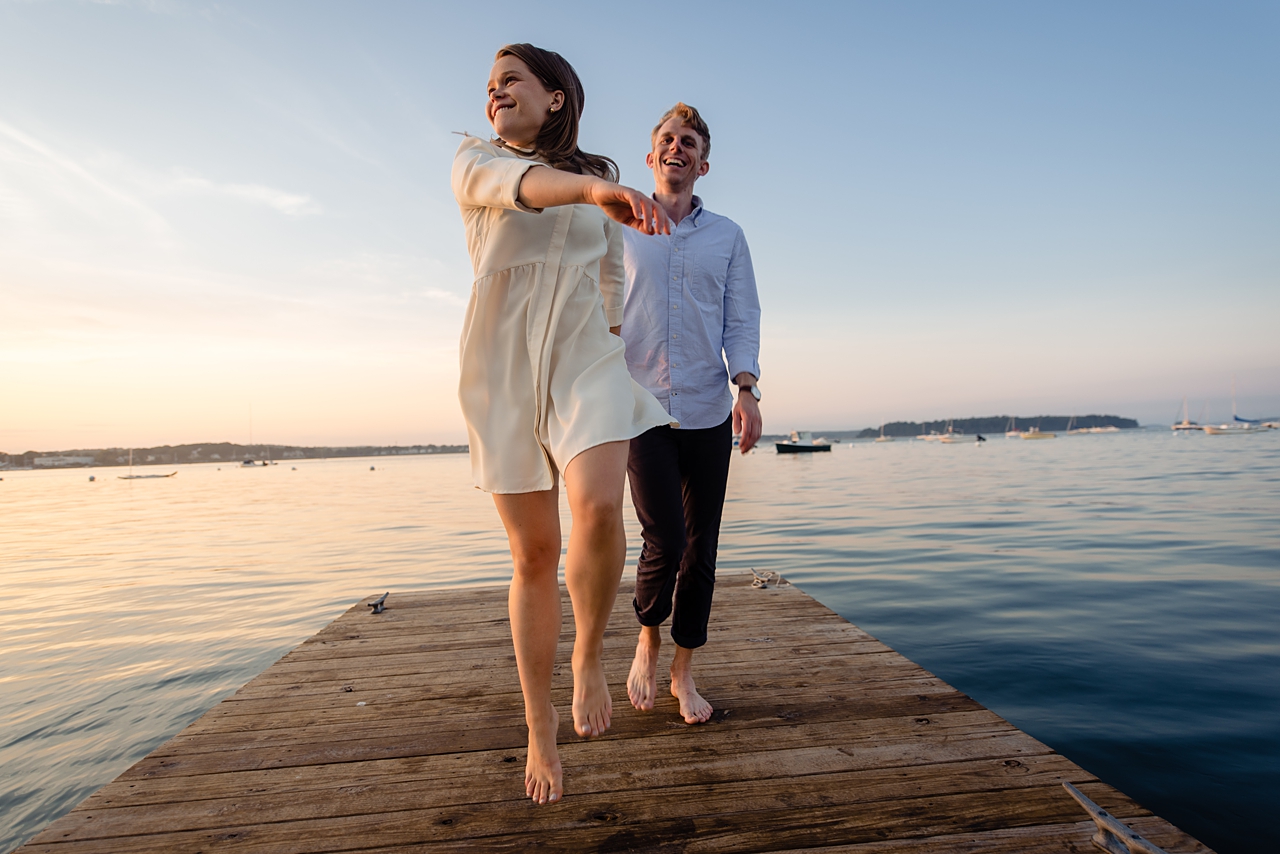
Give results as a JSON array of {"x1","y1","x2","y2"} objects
[{"x1": 451, "y1": 44, "x2": 674, "y2": 804}]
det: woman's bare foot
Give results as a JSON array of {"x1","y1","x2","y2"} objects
[
  {"x1": 571, "y1": 656, "x2": 613, "y2": 737},
  {"x1": 627, "y1": 631, "x2": 660, "y2": 711},
  {"x1": 525, "y1": 702, "x2": 563, "y2": 804}
]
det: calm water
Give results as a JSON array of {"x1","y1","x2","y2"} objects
[{"x1": 2, "y1": 430, "x2": 1277, "y2": 853}]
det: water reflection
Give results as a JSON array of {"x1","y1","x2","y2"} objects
[{"x1": 1, "y1": 431, "x2": 1277, "y2": 853}]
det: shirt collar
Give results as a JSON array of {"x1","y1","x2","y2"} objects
[
  {"x1": 648, "y1": 194, "x2": 706, "y2": 232},
  {"x1": 688, "y1": 195, "x2": 705, "y2": 225}
]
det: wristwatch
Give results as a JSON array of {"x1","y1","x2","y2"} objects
[{"x1": 738, "y1": 382, "x2": 761, "y2": 401}]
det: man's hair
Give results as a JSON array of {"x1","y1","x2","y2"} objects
[{"x1": 651, "y1": 102, "x2": 711, "y2": 161}]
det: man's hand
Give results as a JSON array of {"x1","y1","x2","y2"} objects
[
  {"x1": 609, "y1": 325, "x2": 621, "y2": 337},
  {"x1": 733, "y1": 389, "x2": 762, "y2": 454}
]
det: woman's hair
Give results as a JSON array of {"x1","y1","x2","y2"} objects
[{"x1": 495, "y1": 43, "x2": 618, "y2": 183}]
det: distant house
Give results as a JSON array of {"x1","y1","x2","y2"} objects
[{"x1": 34, "y1": 456, "x2": 96, "y2": 468}]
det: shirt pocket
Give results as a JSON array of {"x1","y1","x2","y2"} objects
[{"x1": 691, "y1": 245, "x2": 730, "y2": 306}]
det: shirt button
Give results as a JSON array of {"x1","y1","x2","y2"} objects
[
  {"x1": 672, "y1": 334, "x2": 678, "y2": 339},
  {"x1": 672, "y1": 304, "x2": 678, "y2": 310}
]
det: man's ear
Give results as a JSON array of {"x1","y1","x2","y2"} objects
[
  {"x1": 698, "y1": 160, "x2": 710, "y2": 177},
  {"x1": 645, "y1": 151, "x2": 656, "y2": 170}
]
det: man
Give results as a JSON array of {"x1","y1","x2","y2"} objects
[{"x1": 621, "y1": 103, "x2": 762, "y2": 724}]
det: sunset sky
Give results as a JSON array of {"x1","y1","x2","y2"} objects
[{"x1": 2, "y1": 0, "x2": 1277, "y2": 450}]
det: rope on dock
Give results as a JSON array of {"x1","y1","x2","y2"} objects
[{"x1": 750, "y1": 569, "x2": 789, "y2": 589}]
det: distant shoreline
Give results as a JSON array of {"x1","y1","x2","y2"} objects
[
  {"x1": 766, "y1": 414, "x2": 1141, "y2": 442},
  {"x1": 0, "y1": 442, "x2": 468, "y2": 470},
  {"x1": 1, "y1": 414, "x2": 1143, "y2": 468}
]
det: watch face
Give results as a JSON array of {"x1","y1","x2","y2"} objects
[{"x1": 747, "y1": 384, "x2": 761, "y2": 401}]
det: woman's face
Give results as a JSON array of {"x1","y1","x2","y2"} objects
[{"x1": 486, "y1": 55, "x2": 563, "y2": 147}]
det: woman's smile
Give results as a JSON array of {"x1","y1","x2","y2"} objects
[{"x1": 486, "y1": 55, "x2": 560, "y2": 147}]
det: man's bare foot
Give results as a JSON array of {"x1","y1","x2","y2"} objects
[
  {"x1": 524, "y1": 702, "x2": 563, "y2": 804},
  {"x1": 670, "y1": 652, "x2": 713, "y2": 724},
  {"x1": 571, "y1": 656, "x2": 613, "y2": 737},
  {"x1": 627, "y1": 633, "x2": 660, "y2": 711}
]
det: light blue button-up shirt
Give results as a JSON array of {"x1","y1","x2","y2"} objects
[{"x1": 621, "y1": 197, "x2": 761, "y2": 430}]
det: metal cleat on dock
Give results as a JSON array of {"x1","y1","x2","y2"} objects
[
  {"x1": 366, "y1": 592, "x2": 389, "y2": 614},
  {"x1": 1062, "y1": 782, "x2": 1169, "y2": 854}
]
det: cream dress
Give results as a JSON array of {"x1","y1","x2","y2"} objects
[{"x1": 452, "y1": 136, "x2": 675, "y2": 493}]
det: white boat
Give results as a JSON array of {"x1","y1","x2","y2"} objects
[
  {"x1": 1171, "y1": 397, "x2": 1202, "y2": 432},
  {"x1": 118, "y1": 449, "x2": 177, "y2": 479},
  {"x1": 1204, "y1": 423, "x2": 1262, "y2": 435},
  {"x1": 874, "y1": 424, "x2": 894, "y2": 443},
  {"x1": 1204, "y1": 379, "x2": 1267, "y2": 435},
  {"x1": 776, "y1": 431, "x2": 832, "y2": 453},
  {"x1": 1020, "y1": 426, "x2": 1056, "y2": 440},
  {"x1": 1066, "y1": 416, "x2": 1090, "y2": 435},
  {"x1": 1005, "y1": 417, "x2": 1020, "y2": 438},
  {"x1": 920, "y1": 420, "x2": 962, "y2": 441}
]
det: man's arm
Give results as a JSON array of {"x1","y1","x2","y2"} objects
[
  {"x1": 723, "y1": 229, "x2": 762, "y2": 454},
  {"x1": 732, "y1": 372, "x2": 762, "y2": 454}
]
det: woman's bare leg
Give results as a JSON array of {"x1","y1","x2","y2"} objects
[
  {"x1": 492, "y1": 488, "x2": 563, "y2": 804},
  {"x1": 562, "y1": 441, "x2": 630, "y2": 738}
]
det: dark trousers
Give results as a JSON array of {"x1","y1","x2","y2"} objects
[{"x1": 628, "y1": 416, "x2": 733, "y2": 649}]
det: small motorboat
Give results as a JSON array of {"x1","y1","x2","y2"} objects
[
  {"x1": 1020, "y1": 426, "x2": 1057, "y2": 439},
  {"x1": 776, "y1": 431, "x2": 832, "y2": 453}
]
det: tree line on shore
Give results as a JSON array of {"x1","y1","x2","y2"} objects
[
  {"x1": 854, "y1": 414, "x2": 1138, "y2": 439},
  {"x1": 1, "y1": 442, "x2": 468, "y2": 468}
]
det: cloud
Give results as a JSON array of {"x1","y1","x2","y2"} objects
[
  {"x1": 0, "y1": 119, "x2": 172, "y2": 236},
  {"x1": 169, "y1": 173, "x2": 322, "y2": 215}
]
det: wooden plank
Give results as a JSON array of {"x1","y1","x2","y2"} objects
[{"x1": 17, "y1": 571, "x2": 1213, "y2": 854}]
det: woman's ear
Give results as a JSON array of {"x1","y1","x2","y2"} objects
[{"x1": 550, "y1": 90, "x2": 565, "y2": 113}]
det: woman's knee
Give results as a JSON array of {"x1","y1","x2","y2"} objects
[
  {"x1": 509, "y1": 536, "x2": 561, "y2": 580},
  {"x1": 571, "y1": 488, "x2": 623, "y2": 534}
]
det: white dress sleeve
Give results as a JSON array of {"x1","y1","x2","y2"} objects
[{"x1": 451, "y1": 137, "x2": 542, "y2": 213}]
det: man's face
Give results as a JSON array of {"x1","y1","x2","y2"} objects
[{"x1": 646, "y1": 117, "x2": 709, "y2": 191}]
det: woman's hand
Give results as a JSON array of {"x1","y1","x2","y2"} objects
[
  {"x1": 517, "y1": 168, "x2": 669, "y2": 235},
  {"x1": 587, "y1": 181, "x2": 671, "y2": 235}
]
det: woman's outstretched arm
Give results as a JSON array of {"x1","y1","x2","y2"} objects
[{"x1": 518, "y1": 166, "x2": 670, "y2": 235}]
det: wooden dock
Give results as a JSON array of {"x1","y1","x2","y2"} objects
[{"x1": 19, "y1": 572, "x2": 1213, "y2": 853}]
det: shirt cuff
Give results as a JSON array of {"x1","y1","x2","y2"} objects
[
  {"x1": 604, "y1": 305, "x2": 624, "y2": 327},
  {"x1": 727, "y1": 356, "x2": 761, "y2": 384},
  {"x1": 498, "y1": 158, "x2": 543, "y2": 213}
]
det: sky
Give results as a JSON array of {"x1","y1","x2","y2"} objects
[{"x1": 1, "y1": 0, "x2": 1277, "y2": 450}]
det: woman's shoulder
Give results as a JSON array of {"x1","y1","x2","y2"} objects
[
  {"x1": 454, "y1": 134, "x2": 502, "y2": 158},
  {"x1": 455, "y1": 134, "x2": 546, "y2": 163}
]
